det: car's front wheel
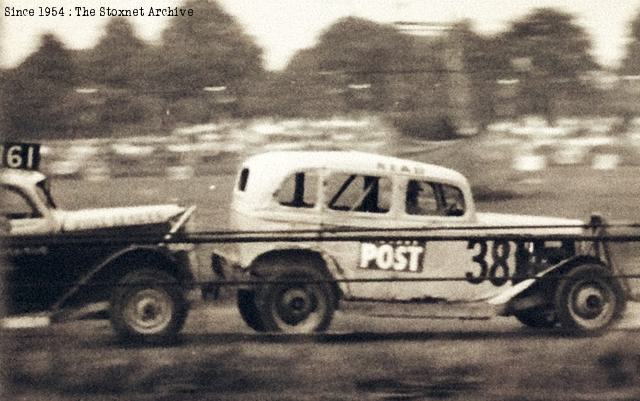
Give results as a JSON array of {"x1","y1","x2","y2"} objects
[
  {"x1": 554, "y1": 264, "x2": 625, "y2": 335},
  {"x1": 110, "y1": 269, "x2": 188, "y2": 343},
  {"x1": 255, "y1": 265, "x2": 335, "y2": 333}
]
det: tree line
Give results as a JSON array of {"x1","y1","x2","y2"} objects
[{"x1": 2, "y1": 0, "x2": 640, "y2": 140}]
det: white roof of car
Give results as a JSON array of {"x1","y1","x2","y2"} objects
[
  {"x1": 235, "y1": 151, "x2": 473, "y2": 212},
  {"x1": 242, "y1": 151, "x2": 467, "y2": 183},
  {"x1": 0, "y1": 168, "x2": 47, "y2": 187}
]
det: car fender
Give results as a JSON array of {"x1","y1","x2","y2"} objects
[
  {"x1": 486, "y1": 255, "x2": 605, "y2": 314},
  {"x1": 51, "y1": 244, "x2": 191, "y2": 312},
  {"x1": 248, "y1": 244, "x2": 348, "y2": 298},
  {"x1": 98, "y1": 244, "x2": 189, "y2": 276}
]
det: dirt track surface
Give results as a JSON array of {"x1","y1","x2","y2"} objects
[{"x1": 5, "y1": 302, "x2": 640, "y2": 401}]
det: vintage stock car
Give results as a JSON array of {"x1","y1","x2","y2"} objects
[
  {"x1": 221, "y1": 150, "x2": 628, "y2": 335},
  {"x1": 0, "y1": 143, "x2": 205, "y2": 342}
]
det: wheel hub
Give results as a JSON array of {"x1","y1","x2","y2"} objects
[
  {"x1": 276, "y1": 287, "x2": 316, "y2": 325},
  {"x1": 586, "y1": 295, "x2": 602, "y2": 310},
  {"x1": 139, "y1": 300, "x2": 159, "y2": 321},
  {"x1": 572, "y1": 285, "x2": 607, "y2": 319},
  {"x1": 124, "y1": 289, "x2": 172, "y2": 333},
  {"x1": 290, "y1": 296, "x2": 306, "y2": 311}
]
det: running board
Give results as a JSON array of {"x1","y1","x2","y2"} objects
[
  {"x1": 1, "y1": 314, "x2": 51, "y2": 329},
  {"x1": 1, "y1": 301, "x2": 111, "y2": 330},
  {"x1": 50, "y1": 301, "x2": 110, "y2": 323},
  {"x1": 341, "y1": 300, "x2": 502, "y2": 320}
]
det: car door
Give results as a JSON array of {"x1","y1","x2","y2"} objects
[
  {"x1": 390, "y1": 178, "x2": 516, "y2": 302},
  {"x1": 2, "y1": 184, "x2": 100, "y2": 314},
  {"x1": 319, "y1": 170, "x2": 415, "y2": 300},
  {"x1": 2, "y1": 184, "x2": 59, "y2": 312},
  {"x1": 321, "y1": 175, "x2": 515, "y2": 302}
]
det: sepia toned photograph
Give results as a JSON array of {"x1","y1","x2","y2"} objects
[{"x1": 2, "y1": 1, "x2": 640, "y2": 400}]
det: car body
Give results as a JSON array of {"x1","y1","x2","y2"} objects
[
  {"x1": 222, "y1": 150, "x2": 626, "y2": 334},
  {"x1": 1, "y1": 164, "x2": 205, "y2": 342}
]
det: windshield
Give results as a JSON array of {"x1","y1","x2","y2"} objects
[{"x1": 36, "y1": 179, "x2": 56, "y2": 209}]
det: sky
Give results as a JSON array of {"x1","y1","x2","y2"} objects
[{"x1": 2, "y1": 0, "x2": 640, "y2": 70}]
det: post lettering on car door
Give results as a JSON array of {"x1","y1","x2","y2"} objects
[{"x1": 359, "y1": 241, "x2": 426, "y2": 272}]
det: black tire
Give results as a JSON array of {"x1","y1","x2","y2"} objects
[
  {"x1": 237, "y1": 289, "x2": 266, "y2": 332},
  {"x1": 255, "y1": 265, "x2": 335, "y2": 333},
  {"x1": 554, "y1": 264, "x2": 625, "y2": 335},
  {"x1": 110, "y1": 269, "x2": 188, "y2": 343},
  {"x1": 514, "y1": 307, "x2": 557, "y2": 328}
]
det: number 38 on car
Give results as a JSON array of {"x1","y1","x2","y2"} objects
[{"x1": 217, "y1": 151, "x2": 627, "y2": 335}]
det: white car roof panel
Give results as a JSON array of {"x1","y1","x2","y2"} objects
[{"x1": 242, "y1": 150, "x2": 468, "y2": 184}]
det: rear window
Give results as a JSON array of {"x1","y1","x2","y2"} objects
[{"x1": 237, "y1": 168, "x2": 249, "y2": 191}]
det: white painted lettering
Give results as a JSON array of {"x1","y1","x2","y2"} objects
[
  {"x1": 359, "y1": 241, "x2": 426, "y2": 272},
  {"x1": 393, "y1": 246, "x2": 408, "y2": 271},
  {"x1": 376, "y1": 244, "x2": 395, "y2": 270},
  {"x1": 407, "y1": 246, "x2": 424, "y2": 272},
  {"x1": 360, "y1": 243, "x2": 378, "y2": 268}
]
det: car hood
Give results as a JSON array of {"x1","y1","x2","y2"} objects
[
  {"x1": 54, "y1": 205, "x2": 186, "y2": 233},
  {"x1": 475, "y1": 212, "x2": 584, "y2": 234}
]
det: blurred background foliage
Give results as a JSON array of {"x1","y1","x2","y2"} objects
[{"x1": 2, "y1": 1, "x2": 640, "y2": 141}]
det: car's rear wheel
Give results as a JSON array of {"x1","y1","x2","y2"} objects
[
  {"x1": 255, "y1": 265, "x2": 335, "y2": 333},
  {"x1": 554, "y1": 264, "x2": 625, "y2": 335},
  {"x1": 110, "y1": 269, "x2": 188, "y2": 343},
  {"x1": 237, "y1": 289, "x2": 266, "y2": 332}
]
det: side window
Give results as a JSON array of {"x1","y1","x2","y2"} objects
[
  {"x1": 276, "y1": 171, "x2": 318, "y2": 208},
  {"x1": 405, "y1": 180, "x2": 465, "y2": 216},
  {"x1": 325, "y1": 173, "x2": 391, "y2": 213},
  {"x1": 441, "y1": 184, "x2": 465, "y2": 216},
  {"x1": 0, "y1": 186, "x2": 39, "y2": 219},
  {"x1": 405, "y1": 181, "x2": 439, "y2": 215}
]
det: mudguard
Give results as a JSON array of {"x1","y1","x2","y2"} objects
[
  {"x1": 50, "y1": 244, "x2": 191, "y2": 314},
  {"x1": 486, "y1": 255, "x2": 605, "y2": 314}
]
